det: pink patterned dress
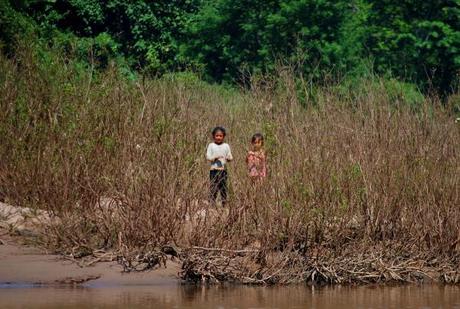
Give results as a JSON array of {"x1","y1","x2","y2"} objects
[{"x1": 246, "y1": 150, "x2": 267, "y2": 179}]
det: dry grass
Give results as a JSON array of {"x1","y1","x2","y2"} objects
[{"x1": 0, "y1": 47, "x2": 459, "y2": 284}]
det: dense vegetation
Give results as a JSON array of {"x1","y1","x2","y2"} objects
[
  {"x1": 0, "y1": 46, "x2": 459, "y2": 284},
  {"x1": 1, "y1": 0, "x2": 459, "y2": 285},
  {"x1": 1, "y1": 0, "x2": 459, "y2": 95}
]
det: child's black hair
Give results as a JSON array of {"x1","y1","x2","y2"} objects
[
  {"x1": 212, "y1": 126, "x2": 226, "y2": 136},
  {"x1": 251, "y1": 133, "x2": 264, "y2": 144}
]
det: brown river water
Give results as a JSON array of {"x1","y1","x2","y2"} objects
[{"x1": 0, "y1": 284, "x2": 459, "y2": 309}]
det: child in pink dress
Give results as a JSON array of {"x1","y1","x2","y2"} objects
[{"x1": 246, "y1": 133, "x2": 267, "y2": 181}]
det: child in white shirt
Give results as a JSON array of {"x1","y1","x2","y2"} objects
[{"x1": 206, "y1": 126, "x2": 233, "y2": 205}]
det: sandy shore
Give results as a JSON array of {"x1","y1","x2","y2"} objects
[
  {"x1": 0, "y1": 201, "x2": 181, "y2": 286},
  {"x1": 0, "y1": 234, "x2": 180, "y2": 286}
]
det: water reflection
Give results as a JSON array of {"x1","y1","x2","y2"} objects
[{"x1": 0, "y1": 284, "x2": 459, "y2": 308}]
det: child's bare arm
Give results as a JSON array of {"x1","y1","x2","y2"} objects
[
  {"x1": 246, "y1": 151, "x2": 254, "y2": 164},
  {"x1": 226, "y1": 145, "x2": 234, "y2": 161},
  {"x1": 206, "y1": 144, "x2": 214, "y2": 161}
]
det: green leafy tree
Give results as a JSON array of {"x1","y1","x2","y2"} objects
[
  {"x1": 3, "y1": 0, "x2": 199, "y2": 73},
  {"x1": 1, "y1": 0, "x2": 459, "y2": 95},
  {"x1": 182, "y1": 0, "x2": 346, "y2": 81},
  {"x1": 0, "y1": 0, "x2": 38, "y2": 54},
  {"x1": 366, "y1": 0, "x2": 460, "y2": 94}
]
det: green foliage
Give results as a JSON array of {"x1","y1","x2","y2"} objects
[
  {"x1": 181, "y1": 0, "x2": 459, "y2": 93},
  {"x1": 366, "y1": 0, "x2": 460, "y2": 94},
  {"x1": 382, "y1": 78, "x2": 425, "y2": 107},
  {"x1": 1, "y1": 0, "x2": 199, "y2": 74},
  {"x1": 181, "y1": 0, "x2": 345, "y2": 81},
  {"x1": 0, "y1": 1, "x2": 37, "y2": 54},
  {"x1": 334, "y1": 62, "x2": 425, "y2": 107},
  {"x1": 337, "y1": 0, "x2": 371, "y2": 71},
  {"x1": 1, "y1": 0, "x2": 459, "y2": 95}
]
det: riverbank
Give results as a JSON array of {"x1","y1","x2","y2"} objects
[
  {"x1": 1, "y1": 53, "x2": 459, "y2": 287},
  {"x1": 0, "y1": 233, "x2": 179, "y2": 287},
  {"x1": 1, "y1": 200, "x2": 460, "y2": 286}
]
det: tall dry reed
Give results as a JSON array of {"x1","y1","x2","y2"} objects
[{"x1": 0, "y1": 48, "x2": 459, "y2": 283}]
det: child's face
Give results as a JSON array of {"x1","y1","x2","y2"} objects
[
  {"x1": 252, "y1": 138, "x2": 263, "y2": 151},
  {"x1": 213, "y1": 131, "x2": 225, "y2": 144}
]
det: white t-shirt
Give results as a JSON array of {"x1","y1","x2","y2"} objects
[{"x1": 206, "y1": 142, "x2": 233, "y2": 170}]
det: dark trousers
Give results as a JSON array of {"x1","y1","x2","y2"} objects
[{"x1": 210, "y1": 170, "x2": 228, "y2": 205}]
